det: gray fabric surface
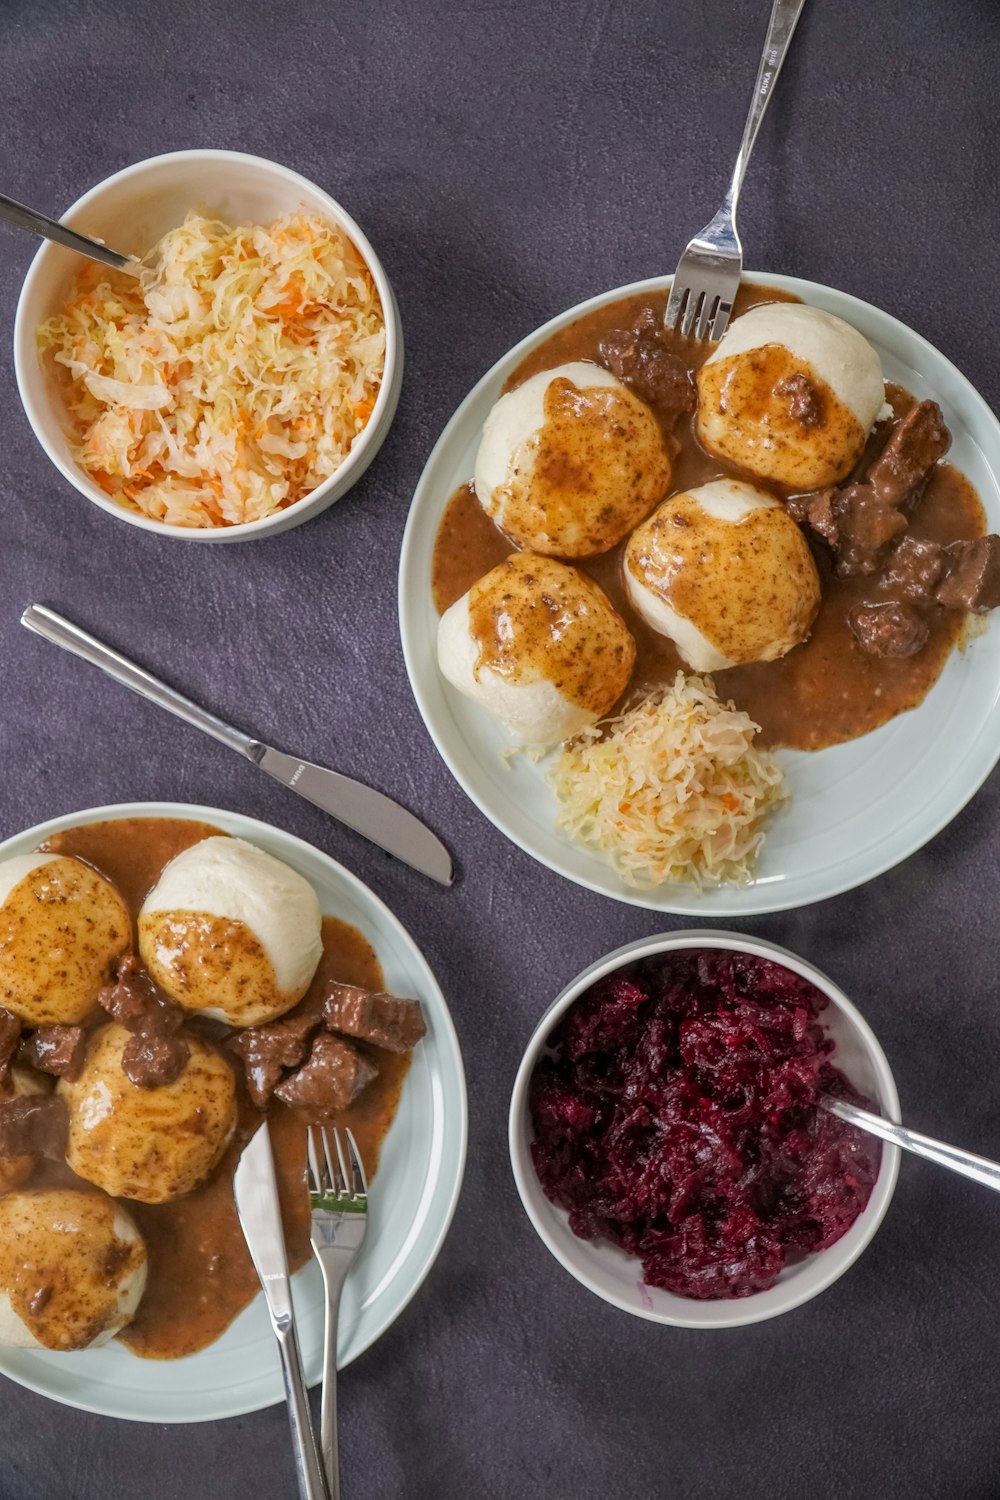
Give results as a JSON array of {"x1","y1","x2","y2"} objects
[{"x1": 1, "y1": 0, "x2": 999, "y2": 1495}]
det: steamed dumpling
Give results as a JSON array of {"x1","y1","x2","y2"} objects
[
  {"x1": 60, "y1": 1024, "x2": 237, "y2": 1203},
  {"x1": 474, "y1": 362, "x2": 671, "y2": 556},
  {"x1": 696, "y1": 302, "x2": 885, "y2": 489},
  {"x1": 438, "y1": 551, "x2": 635, "y2": 744},
  {"x1": 0, "y1": 853, "x2": 129, "y2": 1026},
  {"x1": 624, "y1": 479, "x2": 821, "y2": 671},
  {"x1": 138, "y1": 837, "x2": 323, "y2": 1026}
]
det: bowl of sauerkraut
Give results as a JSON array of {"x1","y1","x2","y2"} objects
[{"x1": 14, "y1": 150, "x2": 402, "y2": 540}]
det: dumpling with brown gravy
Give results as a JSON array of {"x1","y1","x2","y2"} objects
[
  {"x1": 0, "y1": 853, "x2": 130, "y2": 1026},
  {"x1": 624, "y1": 480, "x2": 821, "y2": 672},
  {"x1": 0, "y1": 1189, "x2": 146, "y2": 1350},
  {"x1": 138, "y1": 836, "x2": 323, "y2": 1026},
  {"x1": 473, "y1": 361, "x2": 671, "y2": 556},
  {"x1": 437, "y1": 552, "x2": 635, "y2": 744},
  {"x1": 696, "y1": 302, "x2": 885, "y2": 489},
  {"x1": 59, "y1": 1023, "x2": 237, "y2": 1203}
]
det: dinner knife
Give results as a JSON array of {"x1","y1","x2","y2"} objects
[
  {"x1": 234, "y1": 1121, "x2": 330, "y2": 1500},
  {"x1": 20, "y1": 603, "x2": 453, "y2": 886}
]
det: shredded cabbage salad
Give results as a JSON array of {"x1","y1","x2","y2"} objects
[
  {"x1": 37, "y1": 211, "x2": 386, "y2": 527},
  {"x1": 548, "y1": 673, "x2": 788, "y2": 888}
]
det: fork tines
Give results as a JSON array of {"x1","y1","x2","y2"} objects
[
  {"x1": 664, "y1": 279, "x2": 735, "y2": 343},
  {"x1": 306, "y1": 1124, "x2": 368, "y2": 1204}
]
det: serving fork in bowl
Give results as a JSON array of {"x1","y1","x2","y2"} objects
[
  {"x1": 664, "y1": 0, "x2": 806, "y2": 340},
  {"x1": 307, "y1": 1125, "x2": 369, "y2": 1500}
]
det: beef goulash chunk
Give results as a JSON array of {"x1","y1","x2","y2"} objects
[
  {"x1": 849, "y1": 602, "x2": 930, "y2": 659},
  {"x1": 122, "y1": 1033, "x2": 192, "y2": 1090},
  {"x1": 98, "y1": 953, "x2": 190, "y2": 1087},
  {"x1": 99, "y1": 953, "x2": 186, "y2": 1035},
  {"x1": 323, "y1": 984, "x2": 428, "y2": 1054},
  {"x1": 0, "y1": 1008, "x2": 20, "y2": 1084},
  {"x1": 788, "y1": 398, "x2": 1000, "y2": 659},
  {"x1": 881, "y1": 535, "x2": 948, "y2": 600},
  {"x1": 0, "y1": 1094, "x2": 68, "y2": 1160},
  {"x1": 17, "y1": 1025, "x2": 88, "y2": 1081},
  {"x1": 789, "y1": 401, "x2": 951, "y2": 576},
  {"x1": 936, "y1": 536, "x2": 1000, "y2": 612},
  {"x1": 228, "y1": 994, "x2": 325, "y2": 1108},
  {"x1": 867, "y1": 399, "x2": 951, "y2": 507},
  {"x1": 273, "y1": 1033, "x2": 378, "y2": 1121},
  {"x1": 598, "y1": 308, "x2": 695, "y2": 417}
]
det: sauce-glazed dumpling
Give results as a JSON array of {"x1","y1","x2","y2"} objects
[
  {"x1": 474, "y1": 362, "x2": 671, "y2": 556},
  {"x1": 0, "y1": 853, "x2": 130, "y2": 1026},
  {"x1": 437, "y1": 552, "x2": 636, "y2": 744},
  {"x1": 59, "y1": 1023, "x2": 237, "y2": 1203},
  {"x1": 0, "y1": 1189, "x2": 146, "y2": 1350},
  {"x1": 624, "y1": 480, "x2": 821, "y2": 672},
  {"x1": 138, "y1": 836, "x2": 323, "y2": 1027},
  {"x1": 696, "y1": 303, "x2": 885, "y2": 489}
]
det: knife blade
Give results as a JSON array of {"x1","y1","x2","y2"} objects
[
  {"x1": 20, "y1": 604, "x2": 453, "y2": 886},
  {"x1": 234, "y1": 1122, "x2": 330, "y2": 1500},
  {"x1": 234, "y1": 1120, "x2": 295, "y2": 1328},
  {"x1": 254, "y1": 746, "x2": 453, "y2": 886}
]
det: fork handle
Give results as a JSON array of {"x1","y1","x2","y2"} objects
[
  {"x1": 320, "y1": 1282, "x2": 343, "y2": 1500},
  {"x1": 726, "y1": 0, "x2": 807, "y2": 215}
]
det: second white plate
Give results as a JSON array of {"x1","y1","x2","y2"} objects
[
  {"x1": 0, "y1": 802, "x2": 467, "y2": 1422},
  {"x1": 398, "y1": 272, "x2": 1000, "y2": 915}
]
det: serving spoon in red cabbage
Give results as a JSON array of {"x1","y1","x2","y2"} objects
[{"x1": 824, "y1": 1097, "x2": 1000, "y2": 1193}]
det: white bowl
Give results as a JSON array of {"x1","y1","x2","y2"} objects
[
  {"x1": 509, "y1": 929, "x2": 900, "y2": 1329},
  {"x1": 14, "y1": 149, "x2": 403, "y2": 543}
]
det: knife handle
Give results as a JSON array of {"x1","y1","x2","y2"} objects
[
  {"x1": 21, "y1": 604, "x2": 257, "y2": 760},
  {"x1": 276, "y1": 1316, "x2": 332, "y2": 1500}
]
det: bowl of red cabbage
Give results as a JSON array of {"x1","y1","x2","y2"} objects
[{"x1": 509, "y1": 931, "x2": 900, "y2": 1328}]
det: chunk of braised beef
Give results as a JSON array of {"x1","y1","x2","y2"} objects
[
  {"x1": 0, "y1": 1094, "x2": 68, "y2": 1160},
  {"x1": 273, "y1": 1034, "x2": 378, "y2": 1122},
  {"x1": 775, "y1": 371, "x2": 824, "y2": 428},
  {"x1": 322, "y1": 984, "x2": 427, "y2": 1054},
  {"x1": 936, "y1": 535, "x2": 1000, "y2": 613},
  {"x1": 881, "y1": 535, "x2": 947, "y2": 601},
  {"x1": 228, "y1": 994, "x2": 325, "y2": 1107},
  {"x1": 17, "y1": 1025, "x2": 88, "y2": 1081},
  {"x1": 99, "y1": 953, "x2": 185, "y2": 1036},
  {"x1": 0, "y1": 1008, "x2": 21, "y2": 1084},
  {"x1": 830, "y1": 485, "x2": 909, "y2": 576},
  {"x1": 792, "y1": 402, "x2": 952, "y2": 580},
  {"x1": 122, "y1": 1032, "x2": 190, "y2": 1090},
  {"x1": 849, "y1": 602, "x2": 930, "y2": 658},
  {"x1": 787, "y1": 487, "x2": 838, "y2": 543},
  {"x1": 597, "y1": 307, "x2": 695, "y2": 416},
  {"x1": 865, "y1": 399, "x2": 950, "y2": 508}
]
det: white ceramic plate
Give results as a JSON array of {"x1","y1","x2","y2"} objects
[
  {"x1": 399, "y1": 272, "x2": 1000, "y2": 914},
  {"x1": 0, "y1": 803, "x2": 467, "y2": 1422}
]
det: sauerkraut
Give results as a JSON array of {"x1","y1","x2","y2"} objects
[
  {"x1": 548, "y1": 674, "x2": 788, "y2": 888},
  {"x1": 37, "y1": 211, "x2": 386, "y2": 527}
]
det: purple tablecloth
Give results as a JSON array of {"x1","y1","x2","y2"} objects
[{"x1": 2, "y1": 1, "x2": 1000, "y2": 1495}]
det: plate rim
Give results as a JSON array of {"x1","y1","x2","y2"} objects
[
  {"x1": 398, "y1": 269, "x2": 1000, "y2": 914},
  {"x1": 0, "y1": 799, "x2": 468, "y2": 1423}
]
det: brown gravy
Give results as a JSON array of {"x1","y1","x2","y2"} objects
[
  {"x1": 32, "y1": 817, "x2": 409, "y2": 1360},
  {"x1": 431, "y1": 284, "x2": 986, "y2": 751}
]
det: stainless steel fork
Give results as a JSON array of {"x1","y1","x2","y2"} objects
[
  {"x1": 306, "y1": 1125, "x2": 369, "y2": 1500},
  {"x1": 664, "y1": 0, "x2": 807, "y2": 341}
]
